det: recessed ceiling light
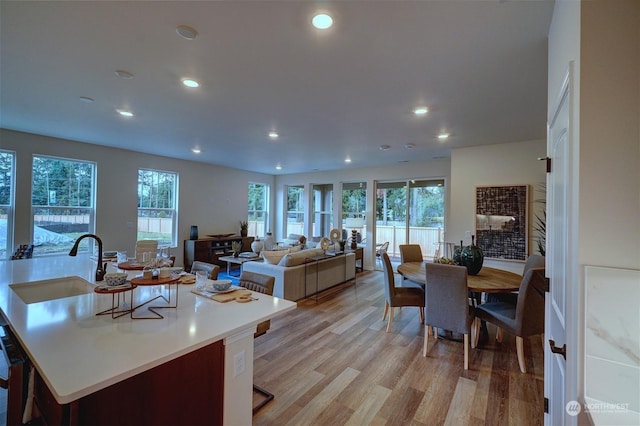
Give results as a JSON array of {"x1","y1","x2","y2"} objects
[
  {"x1": 438, "y1": 133, "x2": 450, "y2": 140},
  {"x1": 79, "y1": 96, "x2": 94, "y2": 103},
  {"x1": 182, "y1": 79, "x2": 199, "y2": 88},
  {"x1": 115, "y1": 70, "x2": 134, "y2": 79},
  {"x1": 312, "y1": 13, "x2": 333, "y2": 29},
  {"x1": 191, "y1": 147, "x2": 201, "y2": 154},
  {"x1": 268, "y1": 131, "x2": 279, "y2": 139},
  {"x1": 176, "y1": 25, "x2": 198, "y2": 40},
  {"x1": 379, "y1": 144, "x2": 391, "y2": 151},
  {"x1": 117, "y1": 109, "x2": 133, "y2": 117},
  {"x1": 405, "y1": 143, "x2": 415, "y2": 149},
  {"x1": 345, "y1": 158, "x2": 352, "y2": 163},
  {"x1": 275, "y1": 164, "x2": 282, "y2": 170},
  {"x1": 414, "y1": 107, "x2": 428, "y2": 115}
]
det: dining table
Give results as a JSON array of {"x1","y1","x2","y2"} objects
[
  {"x1": 396, "y1": 262, "x2": 522, "y2": 293},
  {"x1": 396, "y1": 261, "x2": 522, "y2": 344}
]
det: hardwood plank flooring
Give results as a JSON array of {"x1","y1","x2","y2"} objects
[{"x1": 253, "y1": 270, "x2": 544, "y2": 426}]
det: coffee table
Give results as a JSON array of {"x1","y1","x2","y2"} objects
[{"x1": 218, "y1": 255, "x2": 262, "y2": 276}]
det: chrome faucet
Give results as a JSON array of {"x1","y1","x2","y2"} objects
[{"x1": 69, "y1": 234, "x2": 107, "y2": 282}]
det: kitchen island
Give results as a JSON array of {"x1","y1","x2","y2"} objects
[{"x1": 0, "y1": 254, "x2": 296, "y2": 425}]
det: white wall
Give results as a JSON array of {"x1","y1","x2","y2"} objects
[
  {"x1": 0, "y1": 129, "x2": 275, "y2": 266},
  {"x1": 450, "y1": 139, "x2": 547, "y2": 274},
  {"x1": 579, "y1": 1, "x2": 640, "y2": 270}
]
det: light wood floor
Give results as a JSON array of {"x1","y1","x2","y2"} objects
[{"x1": 253, "y1": 270, "x2": 544, "y2": 426}]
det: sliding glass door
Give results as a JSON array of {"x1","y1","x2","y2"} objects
[{"x1": 375, "y1": 179, "x2": 445, "y2": 266}]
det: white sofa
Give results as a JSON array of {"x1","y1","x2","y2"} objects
[{"x1": 242, "y1": 247, "x2": 355, "y2": 301}]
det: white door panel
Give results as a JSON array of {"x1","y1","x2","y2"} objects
[{"x1": 545, "y1": 65, "x2": 572, "y2": 425}]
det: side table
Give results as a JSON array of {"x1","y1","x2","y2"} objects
[
  {"x1": 94, "y1": 283, "x2": 137, "y2": 319},
  {"x1": 130, "y1": 275, "x2": 180, "y2": 319},
  {"x1": 218, "y1": 255, "x2": 262, "y2": 277}
]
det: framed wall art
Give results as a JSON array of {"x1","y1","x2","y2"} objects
[{"x1": 475, "y1": 185, "x2": 528, "y2": 261}]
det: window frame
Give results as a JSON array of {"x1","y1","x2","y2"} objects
[
  {"x1": 248, "y1": 182, "x2": 270, "y2": 238},
  {"x1": 137, "y1": 168, "x2": 179, "y2": 248},
  {"x1": 31, "y1": 154, "x2": 97, "y2": 257}
]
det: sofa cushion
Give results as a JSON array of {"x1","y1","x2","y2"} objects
[
  {"x1": 262, "y1": 250, "x2": 288, "y2": 265},
  {"x1": 278, "y1": 247, "x2": 324, "y2": 267}
]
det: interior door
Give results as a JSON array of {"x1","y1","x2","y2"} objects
[{"x1": 545, "y1": 67, "x2": 572, "y2": 425}]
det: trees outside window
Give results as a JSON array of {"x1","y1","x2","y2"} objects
[
  {"x1": 342, "y1": 182, "x2": 366, "y2": 241},
  {"x1": 375, "y1": 179, "x2": 445, "y2": 261},
  {"x1": 137, "y1": 169, "x2": 177, "y2": 247},
  {"x1": 0, "y1": 151, "x2": 15, "y2": 259},
  {"x1": 31, "y1": 155, "x2": 96, "y2": 256},
  {"x1": 248, "y1": 182, "x2": 269, "y2": 237},
  {"x1": 286, "y1": 185, "x2": 304, "y2": 237}
]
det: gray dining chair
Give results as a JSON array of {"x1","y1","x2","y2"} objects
[
  {"x1": 487, "y1": 255, "x2": 545, "y2": 307},
  {"x1": 381, "y1": 252, "x2": 425, "y2": 333},
  {"x1": 423, "y1": 263, "x2": 475, "y2": 370},
  {"x1": 474, "y1": 266, "x2": 548, "y2": 373}
]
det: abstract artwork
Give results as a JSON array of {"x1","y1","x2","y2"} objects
[{"x1": 475, "y1": 185, "x2": 528, "y2": 261}]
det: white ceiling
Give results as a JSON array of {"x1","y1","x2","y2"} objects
[{"x1": 0, "y1": 1, "x2": 554, "y2": 175}]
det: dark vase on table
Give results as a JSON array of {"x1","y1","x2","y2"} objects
[
  {"x1": 460, "y1": 235, "x2": 484, "y2": 275},
  {"x1": 190, "y1": 226, "x2": 199, "y2": 240}
]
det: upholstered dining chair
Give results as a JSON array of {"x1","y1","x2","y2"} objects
[
  {"x1": 486, "y1": 254, "x2": 545, "y2": 308},
  {"x1": 399, "y1": 244, "x2": 423, "y2": 263},
  {"x1": 237, "y1": 271, "x2": 276, "y2": 413},
  {"x1": 474, "y1": 266, "x2": 548, "y2": 373},
  {"x1": 399, "y1": 244, "x2": 424, "y2": 288},
  {"x1": 381, "y1": 252, "x2": 425, "y2": 333},
  {"x1": 423, "y1": 263, "x2": 475, "y2": 370},
  {"x1": 189, "y1": 261, "x2": 220, "y2": 280}
]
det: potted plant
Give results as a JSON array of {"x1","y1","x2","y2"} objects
[{"x1": 239, "y1": 220, "x2": 248, "y2": 237}]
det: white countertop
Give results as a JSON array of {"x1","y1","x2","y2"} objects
[{"x1": 0, "y1": 255, "x2": 296, "y2": 404}]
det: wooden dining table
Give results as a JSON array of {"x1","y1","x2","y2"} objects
[
  {"x1": 396, "y1": 262, "x2": 522, "y2": 293},
  {"x1": 396, "y1": 261, "x2": 522, "y2": 345}
]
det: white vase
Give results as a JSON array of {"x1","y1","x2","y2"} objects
[
  {"x1": 263, "y1": 233, "x2": 275, "y2": 251},
  {"x1": 251, "y1": 239, "x2": 263, "y2": 254}
]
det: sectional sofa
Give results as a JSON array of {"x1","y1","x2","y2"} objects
[{"x1": 242, "y1": 247, "x2": 355, "y2": 301}]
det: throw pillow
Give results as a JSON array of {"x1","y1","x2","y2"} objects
[{"x1": 262, "y1": 250, "x2": 288, "y2": 265}]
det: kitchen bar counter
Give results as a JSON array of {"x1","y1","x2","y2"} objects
[{"x1": 0, "y1": 255, "x2": 296, "y2": 424}]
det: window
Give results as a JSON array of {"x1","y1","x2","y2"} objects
[
  {"x1": 312, "y1": 184, "x2": 333, "y2": 238},
  {"x1": 286, "y1": 185, "x2": 304, "y2": 238},
  {"x1": 342, "y1": 182, "x2": 366, "y2": 242},
  {"x1": 248, "y1": 182, "x2": 269, "y2": 237},
  {"x1": 137, "y1": 169, "x2": 178, "y2": 247},
  {"x1": 0, "y1": 151, "x2": 15, "y2": 260},
  {"x1": 31, "y1": 155, "x2": 96, "y2": 256}
]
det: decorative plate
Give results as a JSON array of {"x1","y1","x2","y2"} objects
[
  {"x1": 320, "y1": 237, "x2": 330, "y2": 251},
  {"x1": 329, "y1": 229, "x2": 341, "y2": 242}
]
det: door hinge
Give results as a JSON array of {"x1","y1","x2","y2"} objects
[
  {"x1": 538, "y1": 156, "x2": 552, "y2": 173},
  {"x1": 549, "y1": 339, "x2": 567, "y2": 360},
  {"x1": 544, "y1": 397, "x2": 549, "y2": 413}
]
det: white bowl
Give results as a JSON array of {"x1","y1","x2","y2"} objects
[
  {"x1": 104, "y1": 272, "x2": 127, "y2": 286},
  {"x1": 211, "y1": 279, "x2": 232, "y2": 292}
]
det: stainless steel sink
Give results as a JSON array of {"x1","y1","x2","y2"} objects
[{"x1": 10, "y1": 276, "x2": 95, "y2": 304}]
